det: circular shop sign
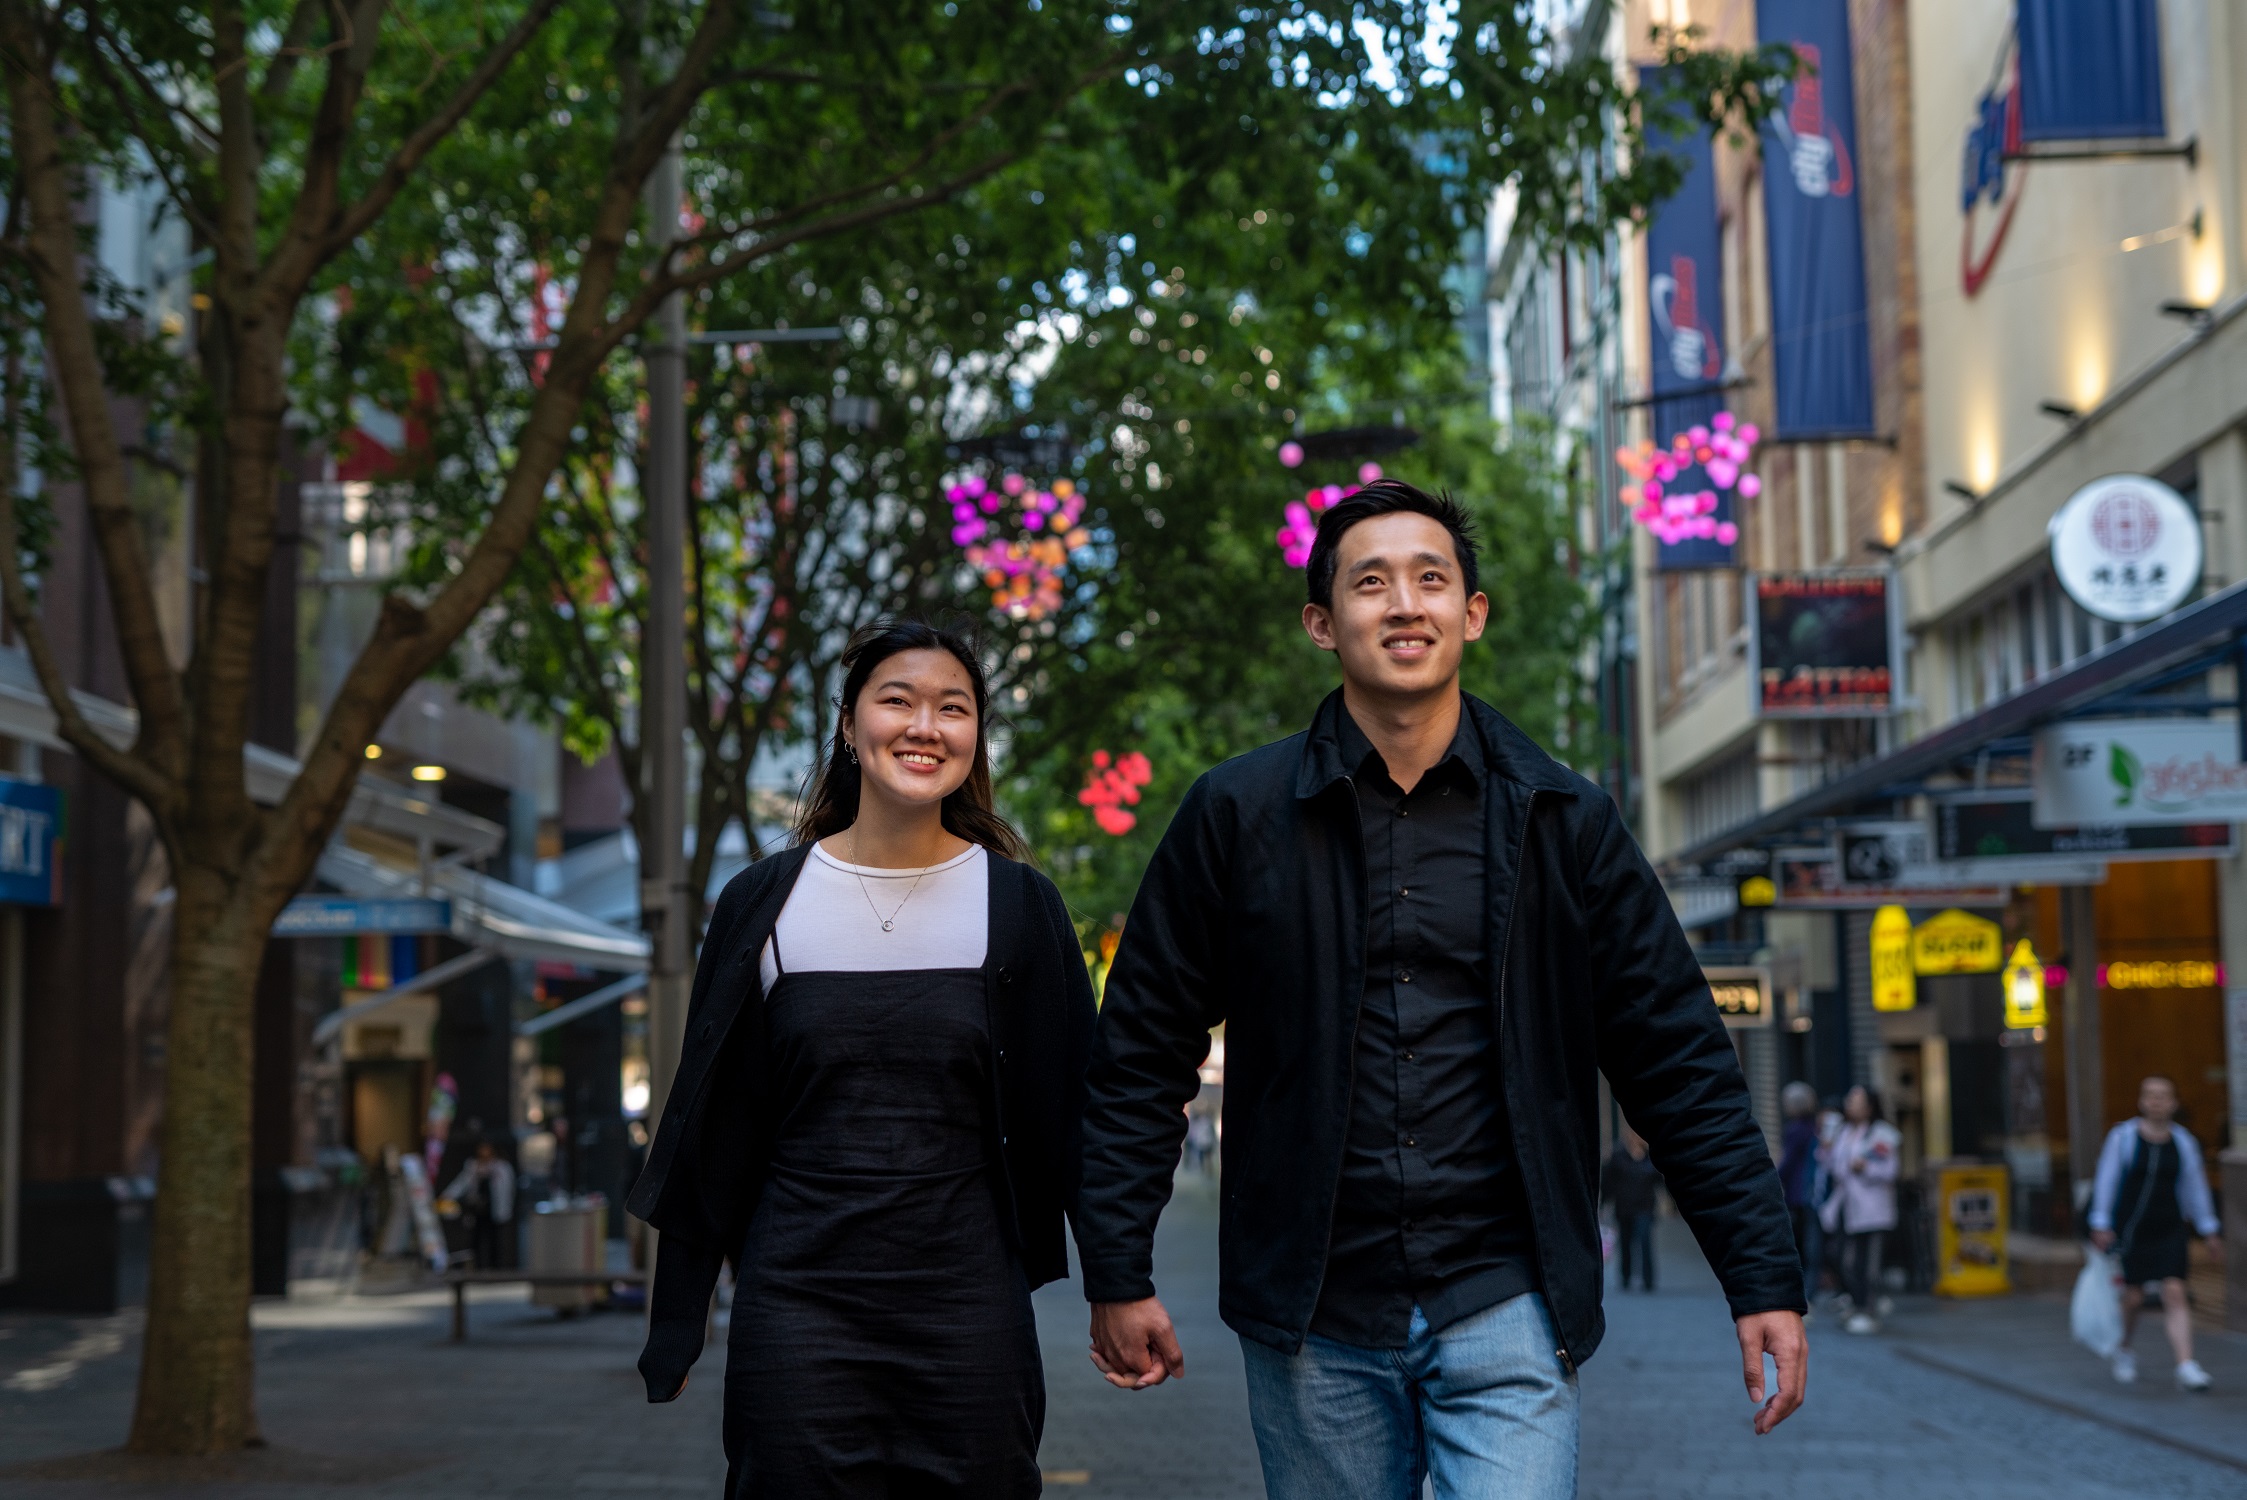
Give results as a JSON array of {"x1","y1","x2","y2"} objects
[{"x1": 2048, "y1": 474, "x2": 2200, "y2": 623}]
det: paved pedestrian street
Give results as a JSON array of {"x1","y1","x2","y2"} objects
[{"x1": 1, "y1": 1185, "x2": 2242, "y2": 1498}]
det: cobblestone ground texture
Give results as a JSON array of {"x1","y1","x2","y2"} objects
[{"x1": 1, "y1": 1185, "x2": 2243, "y2": 1498}]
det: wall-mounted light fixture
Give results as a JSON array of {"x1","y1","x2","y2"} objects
[
  {"x1": 1942, "y1": 479, "x2": 1984, "y2": 504},
  {"x1": 2038, "y1": 400, "x2": 2082, "y2": 424},
  {"x1": 2159, "y1": 299, "x2": 2214, "y2": 328},
  {"x1": 411, "y1": 765, "x2": 447, "y2": 782}
]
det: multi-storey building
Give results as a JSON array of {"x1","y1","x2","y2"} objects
[{"x1": 1597, "y1": 0, "x2": 2247, "y2": 1307}]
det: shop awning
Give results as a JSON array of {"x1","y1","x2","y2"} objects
[
  {"x1": 314, "y1": 843, "x2": 649, "y2": 969},
  {"x1": 0, "y1": 646, "x2": 505, "y2": 859},
  {"x1": 1664, "y1": 575, "x2": 2247, "y2": 872}
]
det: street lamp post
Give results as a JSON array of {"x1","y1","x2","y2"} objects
[{"x1": 641, "y1": 137, "x2": 692, "y2": 1127}]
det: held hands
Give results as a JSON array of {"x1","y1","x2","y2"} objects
[
  {"x1": 1735, "y1": 1310, "x2": 1807, "y2": 1436},
  {"x1": 2089, "y1": 1229, "x2": 2116, "y2": 1251},
  {"x1": 1089, "y1": 1297, "x2": 1186, "y2": 1390}
]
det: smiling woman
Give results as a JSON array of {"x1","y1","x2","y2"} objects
[{"x1": 631, "y1": 616, "x2": 1095, "y2": 1498}]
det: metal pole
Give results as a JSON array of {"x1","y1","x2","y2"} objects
[{"x1": 642, "y1": 138, "x2": 692, "y2": 1127}]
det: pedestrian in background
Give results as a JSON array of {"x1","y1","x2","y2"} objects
[
  {"x1": 1777, "y1": 1082, "x2": 1824, "y2": 1310},
  {"x1": 1077, "y1": 483, "x2": 1807, "y2": 1500},
  {"x1": 442, "y1": 1137, "x2": 516, "y2": 1270},
  {"x1": 2089, "y1": 1075, "x2": 2223, "y2": 1391},
  {"x1": 1600, "y1": 1128, "x2": 1662, "y2": 1292},
  {"x1": 629, "y1": 620, "x2": 1096, "y2": 1497},
  {"x1": 1819, "y1": 1086, "x2": 1898, "y2": 1335}
]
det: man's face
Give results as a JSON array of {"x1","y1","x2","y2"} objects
[{"x1": 1302, "y1": 511, "x2": 1488, "y2": 700}]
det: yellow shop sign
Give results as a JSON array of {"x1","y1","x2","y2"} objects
[
  {"x1": 2003, "y1": 940, "x2": 2048, "y2": 1029},
  {"x1": 1912, "y1": 908, "x2": 2003, "y2": 975},
  {"x1": 1870, "y1": 905, "x2": 1915, "y2": 1012}
]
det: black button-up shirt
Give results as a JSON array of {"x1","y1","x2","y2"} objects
[{"x1": 1309, "y1": 703, "x2": 1534, "y2": 1347}]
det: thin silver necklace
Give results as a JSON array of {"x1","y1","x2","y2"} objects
[{"x1": 848, "y1": 826, "x2": 939, "y2": 933}]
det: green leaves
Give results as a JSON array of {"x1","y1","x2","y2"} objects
[{"x1": 2110, "y1": 742, "x2": 2141, "y2": 807}]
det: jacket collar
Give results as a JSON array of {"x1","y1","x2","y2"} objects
[{"x1": 1295, "y1": 687, "x2": 1581, "y2": 800}]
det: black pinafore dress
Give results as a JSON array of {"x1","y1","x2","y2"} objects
[
  {"x1": 2115, "y1": 1133, "x2": 2191, "y2": 1287},
  {"x1": 722, "y1": 941, "x2": 1044, "y2": 1499}
]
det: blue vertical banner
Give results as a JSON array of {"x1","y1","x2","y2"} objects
[
  {"x1": 1641, "y1": 68, "x2": 1734, "y2": 571},
  {"x1": 2016, "y1": 0, "x2": 2165, "y2": 141},
  {"x1": 1757, "y1": 0, "x2": 1876, "y2": 439}
]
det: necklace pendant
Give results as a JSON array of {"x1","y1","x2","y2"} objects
[{"x1": 881, "y1": 919, "x2": 895, "y2": 932}]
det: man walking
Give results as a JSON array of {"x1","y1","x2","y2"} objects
[
  {"x1": 1077, "y1": 482, "x2": 1805, "y2": 1498},
  {"x1": 1602, "y1": 1129, "x2": 1663, "y2": 1293}
]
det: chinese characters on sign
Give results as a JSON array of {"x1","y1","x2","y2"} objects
[
  {"x1": 2048, "y1": 475, "x2": 2200, "y2": 624},
  {"x1": 2032, "y1": 719, "x2": 2247, "y2": 827}
]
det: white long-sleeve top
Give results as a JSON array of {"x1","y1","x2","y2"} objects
[
  {"x1": 2087, "y1": 1120, "x2": 2220, "y2": 1238},
  {"x1": 1818, "y1": 1120, "x2": 1901, "y2": 1235},
  {"x1": 760, "y1": 841, "x2": 988, "y2": 988}
]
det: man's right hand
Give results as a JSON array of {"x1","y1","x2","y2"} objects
[
  {"x1": 1089, "y1": 1297, "x2": 1185, "y2": 1390},
  {"x1": 2090, "y1": 1229, "x2": 2116, "y2": 1251}
]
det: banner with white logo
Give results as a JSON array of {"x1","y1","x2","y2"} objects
[{"x1": 2032, "y1": 719, "x2": 2247, "y2": 827}]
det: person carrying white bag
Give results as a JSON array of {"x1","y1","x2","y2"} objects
[{"x1": 2086, "y1": 1075, "x2": 2224, "y2": 1391}]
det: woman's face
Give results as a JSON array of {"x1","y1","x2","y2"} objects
[
  {"x1": 844, "y1": 648, "x2": 979, "y2": 813},
  {"x1": 2139, "y1": 1077, "x2": 2178, "y2": 1125},
  {"x1": 1843, "y1": 1087, "x2": 1872, "y2": 1124}
]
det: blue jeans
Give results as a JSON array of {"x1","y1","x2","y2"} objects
[{"x1": 1239, "y1": 1293, "x2": 1579, "y2": 1500}]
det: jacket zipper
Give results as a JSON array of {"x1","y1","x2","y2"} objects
[
  {"x1": 1301, "y1": 774, "x2": 1369, "y2": 1329},
  {"x1": 1494, "y1": 790, "x2": 1561, "y2": 1363}
]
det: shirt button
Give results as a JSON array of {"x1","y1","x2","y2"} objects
[
  {"x1": 1404, "y1": 1050, "x2": 1417, "y2": 1061},
  {"x1": 1398, "y1": 887, "x2": 1409, "y2": 897},
  {"x1": 1398, "y1": 971, "x2": 1411, "y2": 984},
  {"x1": 1404, "y1": 1136, "x2": 1417, "y2": 1147}
]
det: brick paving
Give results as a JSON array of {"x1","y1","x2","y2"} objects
[{"x1": 2, "y1": 1189, "x2": 2243, "y2": 1497}]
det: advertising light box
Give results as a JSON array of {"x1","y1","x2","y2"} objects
[{"x1": 1751, "y1": 571, "x2": 1895, "y2": 717}]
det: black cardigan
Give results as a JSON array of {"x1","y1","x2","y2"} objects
[{"x1": 627, "y1": 843, "x2": 1097, "y2": 1402}]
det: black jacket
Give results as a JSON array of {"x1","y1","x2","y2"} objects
[
  {"x1": 1077, "y1": 691, "x2": 1801, "y2": 1365},
  {"x1": 626, "y1": 842, "x2": 1096, "y2": 1402}
]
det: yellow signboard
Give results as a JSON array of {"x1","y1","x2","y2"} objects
[
  {"x1": 1912, "y1": 908, "x2": 2004, "y2": 975},
  {"x1": 1933, "y1": 1163, "x2": 2010, "y2": 1297},
  {"x1": 1870, "y1": 905, "x2": 1916, "y2": 1012},
  {"x1": 2003, "y1": 939, "x2": 2048, "y2": 1029}
]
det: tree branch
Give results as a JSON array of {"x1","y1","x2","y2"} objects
[
  {"x1": 298, "y1": 0, "x2": 566, "y2": 273},
  {"x1": 0, "y1": 345, "x2": 177, "y2": 823},
  {"x1": 0, "y1": 1, "x2": 192, "y2": 777}
]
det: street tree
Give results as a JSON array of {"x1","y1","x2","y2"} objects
[
  {"x1": 0, "y1": 0, "x2": 1229, "y2": 1456},
  {"x1": 0, "y1": 0, "x2": 1787, "y2": 1456}
]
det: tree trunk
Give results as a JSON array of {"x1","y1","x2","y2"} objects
[{"x1": 125, "y1": 869, "x2": 267, "y2": 1453}]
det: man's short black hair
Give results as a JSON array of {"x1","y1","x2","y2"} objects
[{"x1": 1304, "y1": 478, "x2": 1481, "y2": 608}]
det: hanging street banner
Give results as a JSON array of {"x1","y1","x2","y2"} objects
[
  {"x1": 1935, "y1": 791, "x2": 2232, "y2": 866},
  {"x1": 2049, "y1": 474, "x2": 2201, "y2": 624},
  {"x1": 2032, "y1": 719, "x2": 2247, "y2": 828},
  {"x1": 1640, "y1": 65, "x2": 1736, "y2": 571},
  {"x1": 1753, "y1": 571, "x2": 1895, "y2": 716},
  {"x1": 2016, "y1": 0, "x2": 2166, "y2": 142},
  {"x1": 1756, "y1": 0, "x2": 1877, "y2": 438}
]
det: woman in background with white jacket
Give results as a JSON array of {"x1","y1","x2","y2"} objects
[
  {"x1": 2089, "y1": 1075, "x2": 2223, "y2": 1391},
  {"x1": 1819, "y1": 1086, "x2": 1899, "y2": 1335}
]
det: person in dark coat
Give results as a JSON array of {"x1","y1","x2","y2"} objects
[
  {"x1": 627, "y1": 619, "x2": 1096, "y2": 1498},
  {"x1": 1601, "y1": 1129, "x2": 1663, "y2": 1292},
  {"x1": 1075, "y1": 483, "x2": 1807, "y2": 1500}
]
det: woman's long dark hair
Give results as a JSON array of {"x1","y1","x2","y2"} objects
[{"x1": 794, "y1": 618, "x2": 1026, "y2": 860}]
